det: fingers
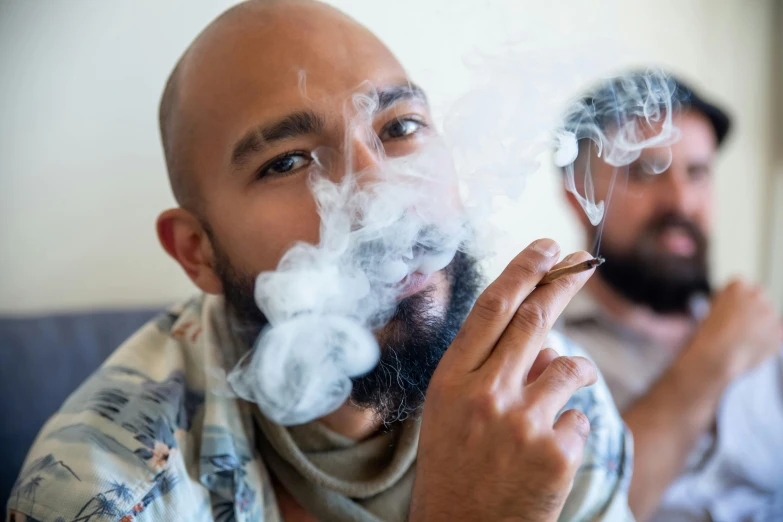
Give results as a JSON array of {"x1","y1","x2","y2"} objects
[
  {"x1": 553, "y1": 409, "x2": 591, "y2": 464},
  {"x1": 443, "y1": 239, "x2": 561, "y2": 373},
  {"x1": 527, "y1": 356, "x2": 598, "y2": 420},
  {"x1": 483, "y1": 251, "x2": 596, "y2": 385},
  {"x1": 526, "y1": 348, "x2": 559, "y2": 385}
]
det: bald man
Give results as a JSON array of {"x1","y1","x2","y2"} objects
[{"x1": 6, "y1": 2, "x2": 633, "y2": 521}]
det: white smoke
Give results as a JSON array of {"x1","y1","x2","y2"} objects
[
  {"x1": 227, "y1": 87, "x2": 472, "y2": 425},
  {"x1": 555, "y1": 70, "x2": 682, "y2": 225},
  {"x1": 226, "y1": 66, "x2": 681, "y2": 425}
]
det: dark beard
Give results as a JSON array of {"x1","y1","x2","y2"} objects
[
  {"x1": 596, "y1": 212, "x2": 711, "y2": 314},
  {"x1": 349, "y1": 250, "x2": 481, "y2": 424},
  {"x1": 207, "y1": 227, "x2": 482, "y2": 425}
]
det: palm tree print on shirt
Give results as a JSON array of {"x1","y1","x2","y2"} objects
[{"x1": 9, "y1": 455, "x2": 81, "y2": 510}]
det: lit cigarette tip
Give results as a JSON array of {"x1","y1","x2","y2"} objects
[
  {"x1": 588, "y1": 256, "x2": 606, "y2": 268},
  {"x1": 539, "y1": 256, "x2": 606, "y2": 285}
]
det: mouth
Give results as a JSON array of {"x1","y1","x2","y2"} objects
[
  {"x1": 656, "y1": 227, "x2": 696, "y2": 257},
  {"x1": 397, "y1": 271, "x2": 433, "y2": 299}
]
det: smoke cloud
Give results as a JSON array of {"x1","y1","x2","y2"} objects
[
  {"x1": 225, "y1": 66, "x2": 681, "y2": 425},
  {"x1": 555, "y1": 70, "x2": 681, "y2": 225}
]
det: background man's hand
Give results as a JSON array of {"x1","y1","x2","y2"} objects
[
  {"x1": 409, "y1": 240, "x2": 598, "y2": 522},
  {"x1": 623, "y1": 279, "x2": 783, "y2": 521},
  {"x1": 681, "y1": 279, "x2": 783, "y2": 384}
]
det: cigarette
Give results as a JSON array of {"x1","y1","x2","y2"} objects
[{"x1": 539, "y1": 256, "x2": 605, "y2": 285}]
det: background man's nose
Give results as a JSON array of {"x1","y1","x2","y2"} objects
[{"x1": 657, "y1": 168, "x2": 699, "y2": 216}]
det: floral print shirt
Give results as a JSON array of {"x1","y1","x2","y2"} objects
[{"x1": 6, "y1": 295, "x2": 635, "y2": 522}]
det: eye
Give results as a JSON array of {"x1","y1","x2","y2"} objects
[
  {"x1": 688, "y1": 164, "x2": 711, "y2": 181},
  {"x1": 627, "y1": 162, "x2": 655, "y2": 183},
  {"x1": 257, "y1": 151, "x2": 311, "y2": 180},
  {"x1": 379, "y1": 117, "x2": 428, "y2": 140}
]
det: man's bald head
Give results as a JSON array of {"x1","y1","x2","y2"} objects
[
  {"x1": 158, "y1": 0, "x2": 373, "y2": 212},
  {"x1": 159, "y1": 0, "x2": 312, "y2": 211},
  {"x1": 159, "y1": 56, "x2": 189, "y2": 207},
  {"x1": 156, "y1": 0, "x2": 411, "y2": 280}
]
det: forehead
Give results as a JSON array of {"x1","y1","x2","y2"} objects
[
  {"x1": 179, "y1": 3, "x2": 408, "y2": 144},
  {"x1": 590, "y1": 109, "x2": 717, "y2": 164},
  {"x1": 671, "y1": 111, "x2": 716, "y2": 155},
  {"x1": 639, "y1": 111, "x2": 716, "y2": 162}
]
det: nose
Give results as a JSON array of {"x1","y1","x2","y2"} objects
[
  {"x1": 348, "y1": 135, "x2": 383, "y2": 175},
  {"x1": 329, "y1": 112, "x2": 383, "y2": 177},
  {"x1": 657, "y1": 166, "x2": 697, "y2": 216}
]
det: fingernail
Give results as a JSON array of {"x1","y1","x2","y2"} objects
[{"x1": 532, "y1": 239, "x2": 560, "y2": 257}]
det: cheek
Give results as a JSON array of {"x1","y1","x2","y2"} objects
[
  {"x1": 210, "y1": 179, "x2": 322, "y2": 275},
  {"x1": 695, "y1": 186, "x2": 715, "y2": 231},
  {"x1": 603, "y1": 192, "x2": 652, "y2": 245}
]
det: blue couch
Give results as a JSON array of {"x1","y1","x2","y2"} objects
[{"x1": 0, "y1": 308, "x2": 161, "y2": 504}]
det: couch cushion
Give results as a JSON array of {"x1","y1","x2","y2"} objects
[{"x1": 0, "y1": 308, "x2": 160, "y2": 503}]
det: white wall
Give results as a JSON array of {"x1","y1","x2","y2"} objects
[
  {"x1": 0, "y1": 0, "x2": 777, "y2": 314},
  {"x1": 766, "y1": 2, "x2": 783, "y2": 304}
]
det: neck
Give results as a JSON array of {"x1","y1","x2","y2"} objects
[
  {"x1": 586, "y1": 275, "x2": 696, "y2": 350},
  {"x1": 318, "y1": 401, "x2": 383, "y2": 441}
]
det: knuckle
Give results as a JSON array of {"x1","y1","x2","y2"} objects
[
  {"x1": 508, "y1": 255, "x2": 542, "y2": 282},
  {"x1": 512, "y1": 301, "x2": 550, "y2": 332},
  {"x1": 473, "y1": 290, "x2": 512, "y2": 321},
  {"x1": 567, "y1": 409, "x2": 591, "y2": 438},
  {"x1": 554, "y1": 270, "x2": 579, "y2": 292},
  {"x1": 511, "y1": 406, "x2": 542, "y2": 442},
  {"x1": 550, "y1": 356, "x2": 585, "y2": 383},
  {"x1": 467, "y1": 389, "x2": 504, "y2": 420}
]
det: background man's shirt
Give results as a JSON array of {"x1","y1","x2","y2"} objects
[{"x1": 8, "y1": 295, "x2": 634, "y2": 522}]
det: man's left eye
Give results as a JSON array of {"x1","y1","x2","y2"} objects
[{"x1": 379, "y1": 118, "x2": 427, "y2": 140}]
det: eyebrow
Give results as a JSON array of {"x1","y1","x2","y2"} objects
[
  {"x1": 230, "y1": 82, "x2": 428, "y2": 167},
  {"x1": 376, "y1": 83, "x2": 428, "y2": 112},
  {"x1": 231, "y1": 111, "x2": 325, "y2": 166}
]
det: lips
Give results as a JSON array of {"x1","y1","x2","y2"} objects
[
  {"x1": 397, "y1": 272, "x2": 432, "y2": 299},
  {"x1": 657, "y1": 227, "x2": 696, "y2": 256}
]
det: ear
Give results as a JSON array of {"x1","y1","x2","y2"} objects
[{"x1": 156, "y1": 208, "x2": 223, "y2": 295}]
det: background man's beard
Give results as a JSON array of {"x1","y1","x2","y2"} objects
[
  {"x1": 595, "y1": 212, "x2": 711, "y2": 314},
  {"x1": 210, "y1": 234, "x2": 482, "y2": 425}
]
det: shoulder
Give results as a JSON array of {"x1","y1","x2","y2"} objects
[{"x1": 7, "y1": 299, "x2": 211, "y2": 522}]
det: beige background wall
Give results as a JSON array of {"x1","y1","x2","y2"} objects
[
  {"x1": 0, "y1": 0, "x2": 778, "y2": 314},
  {"x1": 766, "y1": 2, "x2": 783, "y2": 305}
]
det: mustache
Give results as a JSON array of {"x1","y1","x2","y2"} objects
[{"x1": 643, "y1": 212, "x2": 706, "y2": 245}]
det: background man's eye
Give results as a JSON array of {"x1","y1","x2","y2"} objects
[
  {"x1": 688, "y1": 165, "x2": 710, "y2": 180},
  {"x1": 381, "y1": 118, "x2": 425, "y2": 140},
  {"x1": 627, "y1": 163, "x2": 654, "y2": 183}
]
